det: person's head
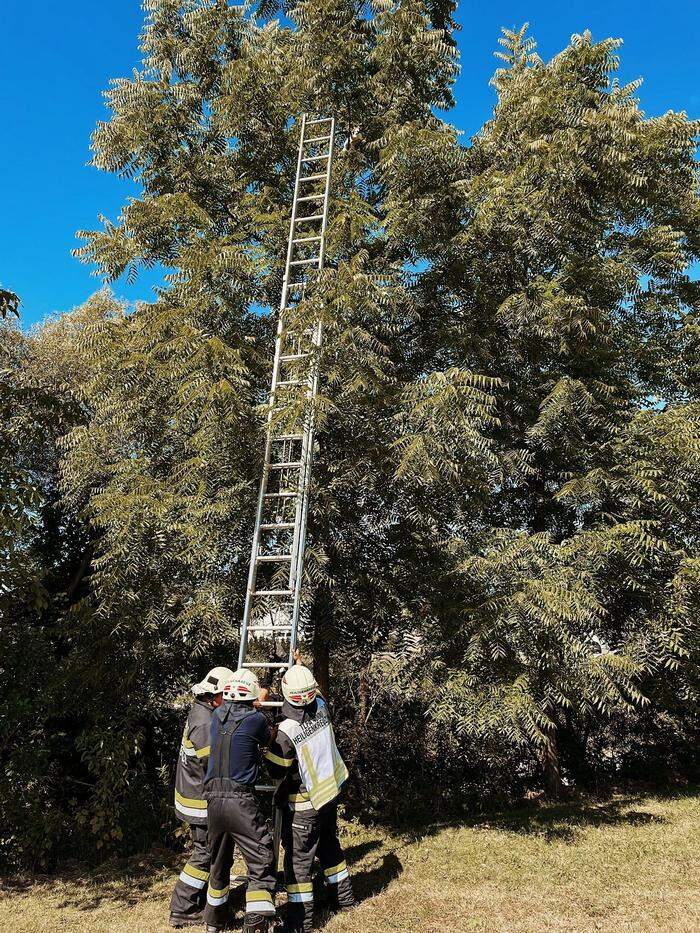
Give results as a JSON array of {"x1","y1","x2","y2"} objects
[
  {"x1": 221, "y1": 668, "x2": 261, "y2": 704},
  {"x1": 191, "y1": 666, "x2": 235, "y2": 707},
  {"x1": 281, "y1": 665, "x2": 318, "y2": 707}
]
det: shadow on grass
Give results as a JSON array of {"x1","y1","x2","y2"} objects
[
  {"x1": 0, "y1": 847, "x2": 180, "y2": 909},
  {"x1": 314, "y1": 850, "x2": 403, "y2": 930},
  {"x1": 484, "y1": 800, "x2": 666, "y2": 843},
  {"x1": 1, "y1": 837, "x2": 401, "y2": 917},
  {"x1": 401, "y1": 794, "x2": 669, "y2": 846}
]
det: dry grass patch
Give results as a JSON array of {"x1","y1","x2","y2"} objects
[{"x1": 0, "y1": 791, "x2": 697, "y2": 932}]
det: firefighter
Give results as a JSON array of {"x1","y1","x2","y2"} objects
[
  {"x1": 170, "y1": 666, "x2": 234, "y2": 928},
  {"x1": 265, "y1": 664, "x2": 356, "y2": 933},
  {"x1": 203, "y1": 668, "x2": 277, "y2": 933}
]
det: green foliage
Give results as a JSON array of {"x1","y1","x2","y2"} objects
[
  {"x1": 0, "y1": 287, "x2": 20, "y2": 318},
  {"x1": 2, "y1": 6, "x2": 700, "y2": 867}
]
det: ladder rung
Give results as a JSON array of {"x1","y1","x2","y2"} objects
[
  {"x1": 289, "y1": 257, "x2": 320, "y2": 266},
  {"x1": 255, "y1": 784, "x2": 278, "y2": 791},
  {"x1": 242, "y1": 662, "x2": 291, "y2": 668},
  {"x1": 293, "y1": 235, "x2": 322, "y2": 244},
  {"x1": 259, "y1": 522, "x2": 296, "y2": 530},
  {"x1": 301, "y1": 155, "x2": 330, "y2": 163},
  {"x1": 275, "y1": 380, "x2": 305, "y2": 388},
  {"x1": 279, "y1": 354, "x2": 308, "y2": 363},
  {"x1": 305, "y1": 117, "x2": 332, "y2": 126},
  {"x1": 270, "y1": 433, "x2": 304, "y2": 441},
  {"x1": 259, "y1": 702, "x2": 284, "y2": 709},
  {"x1": 304, "y1": 134, "x2": 332, "y2": 144},
  {"x1": 256, "y1": 554, "x2": 293, "y2": 562},
  {"x1": 269, "y1": 461, "x2": 302, "y2": 469},
  {"x1": 297, "y1": 194, "x2": 325, "y2": 202},
  {"x1": 263, "y1": 492, "x2": 297, "y2": 499},
  {"x1": 286, "y1": 282, "x2": 307, "y2": 290},
  {"x1": 299, "y1": 174, "x2": 326, "y2": 183},
  {"x1": 294, "y1": 214, "x2": 323, "y2": 223},
  {"x1": 247, "y1": 625, "x2": 293, "y2": 632},
  {"x1": 252, "y1": 588, "x2": 293, "y2": 597}
]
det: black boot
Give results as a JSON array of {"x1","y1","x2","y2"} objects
[
  {"x1": 170, "y1": 912, "x2": 204, "y2": 928},
  {"x1": 326, "y1": 889, "x2": 356, "y2": 913}
]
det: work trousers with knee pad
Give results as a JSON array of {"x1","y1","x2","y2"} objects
[
  {"x1": 282, "y1": 801, "x2": 355, "y2": 932},
  {"x1": 170, "y1": 823, "x2": 210, "y2": 919},
  {"x1": 204, "y1": 787, "x2": 277, "y2": 929}
]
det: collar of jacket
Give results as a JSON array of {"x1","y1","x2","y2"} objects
[
  {"x1": 194, "y1": 699, "x2": 213, "y2": 713},
  {"x1": 281, "y1": 698, "x2": 318, "y2": 723},
  {"x1": 217, "y1": 701, "x2": 257, "y2": 724}
]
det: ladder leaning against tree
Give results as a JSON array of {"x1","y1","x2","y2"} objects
[{"x1": 237, "y1": 113, "x2": 336, "y2": 707}]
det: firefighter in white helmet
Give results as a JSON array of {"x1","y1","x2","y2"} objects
[
  {"x1": 202, "y1": 669, "x2": 277, "y2": 933},
  {"x1": 169, "y1": 666, "x2": 234, "y2": 928},
  {"x1": 265, "y1": 664, "x2": 356, "y2": 933}
]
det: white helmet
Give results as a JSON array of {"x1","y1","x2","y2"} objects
[
  {"x1": 281, "y1": 665, "x2": 318, "y2": 707},
  {"x1": 222, "y1": 668, "x2": 261, "y2": 702},
  {"x1": 192, "y1": 666, "x2": 235, "y2": 696}
]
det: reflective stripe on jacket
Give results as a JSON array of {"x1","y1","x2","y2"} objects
[
  {"x1": 175, "y1": 700, "x2": 213, "y2": 825},
  {"x1": 265, "y1": 696, "x2": 348, "y2": 811}
]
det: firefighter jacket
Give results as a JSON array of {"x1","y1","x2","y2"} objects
[
  {"x1": 265, "y1": 696, "x2": 348, "y2": 811},
  {"x1": 175, "y1": 699, "x2": 213, "y2": 825}
]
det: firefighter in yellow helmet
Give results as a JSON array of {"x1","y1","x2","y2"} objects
[
  {"x1": 169, "y1": 666, "x2": 234, "y2": 928},
  {"x1": 264, "y1": 664, "x2": 356, "y2": 932}
]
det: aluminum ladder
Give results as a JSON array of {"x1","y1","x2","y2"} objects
[{"x1": 238, "y1": 113, "x2": 335, "y2": 701}]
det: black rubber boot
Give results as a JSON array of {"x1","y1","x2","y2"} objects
[
  {"x1": 325, "y1": 888, "x2": 356, "y2": 913},
  {"x1": 170, "y1": 913, "x2": 204, "y2": 928}
]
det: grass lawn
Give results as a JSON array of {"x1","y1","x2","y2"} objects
[{"x1": 0, "y1": 791, "x2": 697, "y2": 932}]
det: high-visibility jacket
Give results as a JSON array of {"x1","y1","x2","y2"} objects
[
  {"x1": 265, "y1": 696, "x2": 348, "y2": 811},
  {"x1": 174, "y1": 699, "x2": 213, "y2": 825}
]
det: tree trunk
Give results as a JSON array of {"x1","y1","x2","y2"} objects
[
  {"x1": 66, "y1": 542, "x2": 94, "y2": 603},
  {"x1": 313, "y1": 626, "x2": 330, "y2": 699},
  {"x1": 311, "y1": 587, "x2": 331, "y2": 698},
  {"x1": 540, "y1": 735, "x2": 564, "y2": 799}
]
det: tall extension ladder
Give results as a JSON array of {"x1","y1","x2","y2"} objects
[{"x1": 237, "y1": 114, "x2": 336, "y2": 703}]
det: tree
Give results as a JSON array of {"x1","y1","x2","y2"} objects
[
  {"x1": 422, "y1": 27, "x2": 700, "y2": 794},
  {"x1": 74, "y1": 5, "x2": 700, "y2": 809},
  {"x1": 0, "y1": 293, "x2": 118, "y2": 867},
  {"x1": 70, "y1": 0, "x2": 481, "y2": 831},
  {"x1": 5, "y1": 7, "x2": 700, "y2": 868}
]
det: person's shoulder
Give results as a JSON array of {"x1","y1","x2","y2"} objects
[
  {"x1": 190, "y1": 700, "x2": 212, "y2": 725},
  {"x1": 247, "y1": 709, "x2": 268, "y2": 728}
]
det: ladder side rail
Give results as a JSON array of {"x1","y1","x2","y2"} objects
[
  {"x1": 286, "y1": 114, "x2": 334, "y2": 595},
  {"x1": 286, "y1": 115, "x2": 333, "y2": 597},
  {"x1": 238, "y1": 114, "x2": 309, "y2": 669},
  {"x1": 288, "y1": 116, "x2": 335, "y2": 659}
]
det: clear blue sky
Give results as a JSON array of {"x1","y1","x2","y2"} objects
[{"x1": 2, "y1": 1, "x2": 699, "y2": 328}]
